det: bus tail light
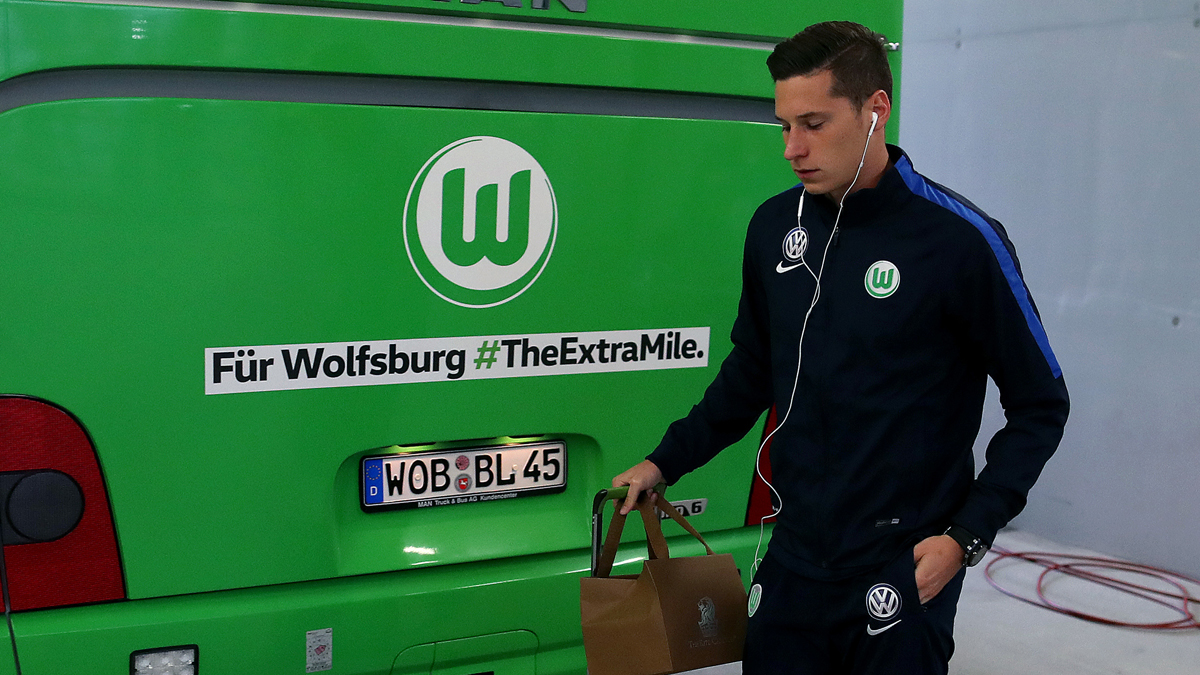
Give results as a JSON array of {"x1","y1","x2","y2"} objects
[{"x1": 0, "y1": 396, "x2": 126, "y2": 610}]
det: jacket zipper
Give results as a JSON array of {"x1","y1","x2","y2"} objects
[{"x1": 813, "y1": 234, "x2": 840, "y2": 568}]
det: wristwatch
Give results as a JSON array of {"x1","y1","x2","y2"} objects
[{"x1": 943, "y1": 525, "x2": 989, "y2": 567}]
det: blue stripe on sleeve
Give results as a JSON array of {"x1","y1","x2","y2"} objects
[{"x1": 894, "y1": 156, "x2": 1062, "y2": 379}]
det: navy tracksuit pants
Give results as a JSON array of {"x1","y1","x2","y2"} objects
[{"x1": 743, "y1": 548, "x2": 966, "y2": 675}]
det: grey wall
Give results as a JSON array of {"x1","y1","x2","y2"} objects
[{"x1": 899, "y1": 1, "x2": 1200, "y2": 576}]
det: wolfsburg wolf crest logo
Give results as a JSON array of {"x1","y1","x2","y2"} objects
[
  {"x1": 404, "y1": 136, "x2": 557, "y2": 308},
  {"x1": 864, "y1": 260, "x2": 900, "y2": 299}
]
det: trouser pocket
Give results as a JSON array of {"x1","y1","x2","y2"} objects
[{"x1": 865, "y1": 546, "x2": 924, "y2": 626}]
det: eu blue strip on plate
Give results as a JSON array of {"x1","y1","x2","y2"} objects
[{"x1": 363, "y1": 458, "x2": 385, "y2": 505}]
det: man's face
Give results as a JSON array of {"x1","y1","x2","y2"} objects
[{"x1": 775, "y1": 70, "x2": 873, "y2": 199}]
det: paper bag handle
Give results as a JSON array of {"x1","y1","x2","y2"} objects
[
  {"x1": 592, "y1": 494, "x2": 667, "y2": 578},
  {"x1": 591, "y1": 490, "x2": 716, "y2": 578},
  {"x1": 653, "y1": 498, "x2": 716, "y2": 557}
]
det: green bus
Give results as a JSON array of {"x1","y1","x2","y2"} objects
[{"x1": 0, "y1": 1, "x2": 901, "y2": 672}]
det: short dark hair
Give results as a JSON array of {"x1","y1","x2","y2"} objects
[{"x1": 767, "y1": 21, "x2": 893, "y2": 111}]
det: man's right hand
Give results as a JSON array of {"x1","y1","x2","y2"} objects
[{"x1": 612, "y1": 459, "x2": 665, "y2": 515}]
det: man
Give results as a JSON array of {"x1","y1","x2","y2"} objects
[{"x1": 612, "y1": 21, "x2": 1069, "y2": 674}]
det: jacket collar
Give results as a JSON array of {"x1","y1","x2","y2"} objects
[{"x1": 810, "y1": 144, "x2": 915, "y2": 224}]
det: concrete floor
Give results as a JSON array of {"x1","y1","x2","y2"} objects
[
  {"x1": 952, "y1": 529, "x2": 1200, "y2": 675},
  {"x1": 685, "y1": 528, "x2": 1200, "y2": 674}
]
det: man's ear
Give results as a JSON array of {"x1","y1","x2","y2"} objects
[{"x1": 867, "y1": 90, "x2": 892, "y2": 127}]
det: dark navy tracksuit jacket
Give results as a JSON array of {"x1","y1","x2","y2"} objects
[{"x1": 648, "y1": 145, "x2": 1069, "y2": 580}]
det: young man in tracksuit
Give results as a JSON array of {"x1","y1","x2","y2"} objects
[{"x1": 613, "y1": 21, "x2": 1069, "y2": 674}]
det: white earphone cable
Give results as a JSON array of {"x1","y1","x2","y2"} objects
[{"x1": 750, "y1": 112, "x2": 879, "y2": 577}]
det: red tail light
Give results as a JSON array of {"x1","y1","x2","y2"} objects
[
  {"x1": 744, "y1": 405, "x2": 778, "y2": 526},
  {"x1": 0, "y1": 396, "x2": 125, "y2": 610}
]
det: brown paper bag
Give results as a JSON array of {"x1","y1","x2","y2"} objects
[{"x1": 580, "y1": 496, "x2": 747, "y2": 675}]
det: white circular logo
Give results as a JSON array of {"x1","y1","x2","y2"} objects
[
  {"x1": 404, "y1": 136, "x2": 557, "y2": 308},
  {"x1": 748, "y1": 583, "x2": 763, "y2": 618},
  {"x1": 864, "y1": 260, "x2": 900, "y2": 299},
  {"x1": 782, "y1": 227, "x2": 809, "y2": 262},
  {"x1": 866, "y1": 583, "x2": 902, "y2": 621}
]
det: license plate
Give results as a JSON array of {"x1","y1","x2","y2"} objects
[{"x1": 360, "y1": 441, "x2": 566, "y2": 511}]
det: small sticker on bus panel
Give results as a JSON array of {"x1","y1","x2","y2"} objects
[
  {"x1": 361, "y1": 441, "x2": 566, "y2": 511},
  {"x1": 306, "y1": 628, "x2": 332, "y2": 673},
  {"x1": 660, "y1": 498, "x2": 709, "y2": 520}
]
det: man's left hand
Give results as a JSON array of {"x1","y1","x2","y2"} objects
[{"x1": 913, "y1": 535, "x2": 964, "y2": 604}]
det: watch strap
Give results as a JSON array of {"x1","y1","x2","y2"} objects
[{"x1": 943, "y1": 525, "x2": 988, "y2": 567}]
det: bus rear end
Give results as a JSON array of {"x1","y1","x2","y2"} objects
[{"x1": 0, "y1": 1, "x2": 901, "y2": 672}]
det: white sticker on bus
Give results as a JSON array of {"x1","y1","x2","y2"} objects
[{"x1": 205, "y1": 327, "x2": 710, "y2": 395}]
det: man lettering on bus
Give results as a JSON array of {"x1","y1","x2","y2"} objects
[{"x1": 613, "y1": 21, "x2": 1068, "y2": 675}]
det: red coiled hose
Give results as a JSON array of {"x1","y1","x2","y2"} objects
[{"x1": 983, "y1": 547, "x2": 1200, "y2": 630}]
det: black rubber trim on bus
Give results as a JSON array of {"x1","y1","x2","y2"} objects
[{"x1": 0, "y1": 68, "x2": 776, "y2": 123}]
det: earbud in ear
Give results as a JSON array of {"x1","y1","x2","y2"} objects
[{"x1": 867, "y1": 111, "x2": 879, "y2": 141}]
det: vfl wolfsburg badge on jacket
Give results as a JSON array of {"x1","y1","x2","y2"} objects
[{"x1": 865, "y1": 260, "x2": 900, "y2": 298}]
